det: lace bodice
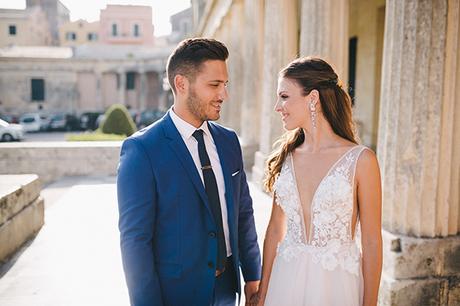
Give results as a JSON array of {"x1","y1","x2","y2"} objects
[{"x1": 273, "y1": 146, "x2": 367, "y2": 275}]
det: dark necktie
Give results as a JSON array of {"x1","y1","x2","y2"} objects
[{"x1": 192, "y1": 129, "x2": 226, "y2": 271}]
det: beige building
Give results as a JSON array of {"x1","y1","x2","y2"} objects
[
  {"x1": 98, "y1": 5, "x2": 154, "y2": 45},
  {"x1": 0, "y1": 45, "x2": 172, "y2": 116},
  {"x1": 0, "y1": 3, "x2": 191, "y2": 117},
  {"x1": 0, "y1": 7, "x2": 51, "y2": 47},
  {"x1": 194, "y1": 0, "x2": 460, "y2": 305},
  {"x1": 58, "y1": 5, "x2": 158, "y2": 48},
  {"x1": 169, "y1": 7, "x2": 193, "y2": 43},
  {"x1": 26, "y1": 0, "x2": 70, "y2": 45},
  {"x1": 59, "y1": 19, "x2": 99, "y2": 47}
]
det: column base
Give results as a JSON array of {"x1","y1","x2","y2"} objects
[{"x1": 379, "y1": 230, "x2": 460, "y2": 306}]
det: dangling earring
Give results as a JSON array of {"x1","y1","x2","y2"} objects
[{"x1": 309, "y1": 101, "x2": 317, "y2": 129}]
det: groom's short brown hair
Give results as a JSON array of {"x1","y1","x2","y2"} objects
[{"x1": 166, "y1": 38, "x2": 229, "y2": 93}]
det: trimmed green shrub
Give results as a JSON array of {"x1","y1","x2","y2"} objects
[{"x1": 100, "y1": 104, "x2": 137, "y2": 136}]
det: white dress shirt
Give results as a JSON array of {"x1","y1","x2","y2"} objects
[{"x1": 170, "y1": 109, "x2": 232, "y2": 256}]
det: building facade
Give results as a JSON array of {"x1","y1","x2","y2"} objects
[
  {"x1": 98, "y1": 5, "x2": 154, "y2": 46},
  {"x1": 0, "y1": 7, "x2": 51, "y2": 47},
  {"x1": 0, "y1": 45, "x2": 172, "y2": 117},
  {"x1": 194, "y1": 0, "x2": 460, "y2": 305},
  {"x1": 169, "y1": 7, "x2": 193, "y2": 43},
  {"x1": 59, "y1": 19, "x2": 99, "y2": 47},
  {"x1": 0, "y1": 3, "x2": 192, "y2": 118},
  {"x1": 26, "y1": 0, "x2": 70, "y2": 45}
]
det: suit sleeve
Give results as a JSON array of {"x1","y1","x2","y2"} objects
[
  {"x1": 234, "y1": 133, "x2": 262, "y2": 282},
  {"x1": 117, "y1": 137, "x2": 164, "y2": 306}
]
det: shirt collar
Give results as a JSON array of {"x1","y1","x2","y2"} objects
[{"x1": 170, "y1": 107, "x2": 212, "y2": 140}]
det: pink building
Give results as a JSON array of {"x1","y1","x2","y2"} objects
[{"x1": 99, "y1": 5, "x2": 154, "y2": 45}]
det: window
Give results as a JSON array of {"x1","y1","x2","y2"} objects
[
  {"x1": 87, "y1": 32, "x2": 98, "y2": 41},
  {"x1": 22, "y1": 116, "x2": 36, "y2": 123},
  {"x1": 8, "y1": 25, "x2": 16, "y2": 36},
  {"x1": 133, "y1": 24, "x2": 140, "y2": 37},
  {"x1": 112, "y1": 23, "x2": 118, "y2": 36},
  {"x1": 66, "y1": 32, "x2": 76, "y2": 41},
  {"x1": 31, "y1": 79, "x2": 45, "y2": 101},
  {"x1": 126, "y1": 72, "x2": 135, "y2": 90},
  {"x1": 348, "y1": 36, "x2": 358, "y2": 105}
]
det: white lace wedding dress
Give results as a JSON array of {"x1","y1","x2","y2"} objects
[{"x1": 264, "y1": 146, "x2": 367, "y2": 306}]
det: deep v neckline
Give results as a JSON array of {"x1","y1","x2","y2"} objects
[{"x1": 289, "y1": 146, "x2": 358, "y2": 242}]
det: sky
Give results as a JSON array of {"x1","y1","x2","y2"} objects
[{"x1": 0, "y1": 0, "x2": 191, "y2": 36}]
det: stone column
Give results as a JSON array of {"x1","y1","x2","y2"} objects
[
  {"x1": 95, "y1": 70, "x2": 103, "y2": 111},
  {"x1": 225, "y1": 0, "x2": 244, "y2": 135},
  {"x1": 252, "y1": 0, "x2": 299, "y2": 186},
  {"x1": 117, "y1": 68, "x2": 126, "y2": 105},
  {"x1": 299, "y1": 0, "x2": 349, "y2": 85},
  {"x1": 139, "y1": 68, "x2": 147, "y2": 111},
  {"x1": 377, "y1": 0, "x2": 460, "y2": 304},
  {"x1": 158, "y1": 71, "x2": 169, "y2": 111},
  {"x1": 240, "y1": 0, "x2": 264, "y2": 170},
  {"x1": 215, "y1": 26, "x2": 232, "y2": 129}
]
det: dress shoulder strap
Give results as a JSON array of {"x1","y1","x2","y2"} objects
[{"x1": 350, "y1": 145, "x2": 371, "y2": 184}]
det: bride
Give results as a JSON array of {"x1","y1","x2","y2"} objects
[{"x1": 253, "y1": 57, "x2": 382, "y2": 306}]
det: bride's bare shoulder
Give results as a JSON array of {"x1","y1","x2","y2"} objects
[{"x1": 355, "y1": 147, "x2": 380, "y2": 180}]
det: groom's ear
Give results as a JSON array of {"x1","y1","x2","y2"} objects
[{"x1": 174, "y1": 74, "x2": 189, "y2": 95}]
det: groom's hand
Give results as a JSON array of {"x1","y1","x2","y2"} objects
[{"x1": 244, "y1": 281, "x2": 260, "y2": 306}]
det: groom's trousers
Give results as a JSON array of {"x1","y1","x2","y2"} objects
[{"x1": 211, "y1": 256, "x2": 237, "y2": 306}]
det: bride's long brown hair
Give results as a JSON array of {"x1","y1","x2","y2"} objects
[{"x1": 264, "y1": 57, "x2": 359, "y2": 192}]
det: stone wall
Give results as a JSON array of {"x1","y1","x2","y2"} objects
[
  {"x1": 0, "y1": 174, "x2": 44, "y2": 263},
  {"x1": 0, "y1": 142, "x2": 121, "y2": 185}
]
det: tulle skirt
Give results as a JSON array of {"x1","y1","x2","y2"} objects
[{"x1": 264, "y1": 251, "x2": 363, "y2": 306}]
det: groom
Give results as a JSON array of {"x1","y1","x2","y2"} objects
[{"x1": 117, "y1": 38, "x2": 261, "y2": 306}]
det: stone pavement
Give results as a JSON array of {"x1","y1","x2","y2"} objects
[{"x1": 0, "y1": 176, "x2": 272, "y2": 306}]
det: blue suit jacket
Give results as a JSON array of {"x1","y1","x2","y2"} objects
[{"x1": 117, "y1": 111, "x2": 261, "y2": 306}]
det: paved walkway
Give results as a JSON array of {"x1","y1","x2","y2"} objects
[{"x1": 0, "y1": 176, "x2": 271, "y2": 306}]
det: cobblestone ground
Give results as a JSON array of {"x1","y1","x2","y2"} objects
[{"x1": 0, "y1": 176, "x2": 271, "y2": 306}]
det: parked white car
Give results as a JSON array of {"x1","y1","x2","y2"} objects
[
  {"x1": 0, "y1": 119, "x2": 24, "y2": 141},
  {"x1": 19, "y1": 113, "x2": 49, "y2": 132}
]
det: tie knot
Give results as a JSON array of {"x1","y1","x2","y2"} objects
[{"x1": 192, "y1": 129, "x2": 204, "y2": 142}]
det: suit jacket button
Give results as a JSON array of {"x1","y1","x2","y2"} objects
[
  {"x1": 209, "y1": 231, "x2": 216, "y2": 238},
  {"x1": 208, "y1": 261, "x2": 214, "y2": 269}
]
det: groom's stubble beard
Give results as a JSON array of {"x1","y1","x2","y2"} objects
[{"x1": 186, "y1": 86, "x2": 220, "y2": 122}]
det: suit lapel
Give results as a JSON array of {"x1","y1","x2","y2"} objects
[
  {"x1": 207, "y1": 122, "x2": 236, "y2": 244},
  {"x1": 161, "y1": 114, "x2": 237, "y2": 245},
  {"x1": 162, "y1": 113, "x2": 211, "y2": 214}
]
